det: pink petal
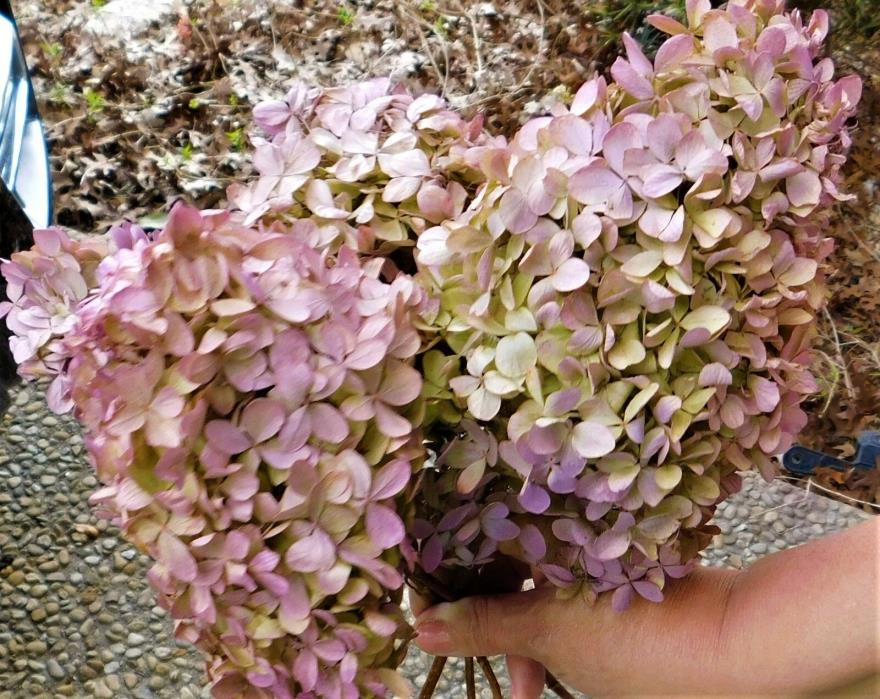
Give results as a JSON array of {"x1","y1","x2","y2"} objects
[
  {"x1": 527, "y1": 424, "x2": 565, "y2": 455},
  {"x1": 654, "y1": 34, "x2": 694, "y2": 72},
  {"x1": 366, "y1": 503, "x2": 405, "y2": 549},
  {"x1": 371, "y1": 459, "x2": 412, "y2": 500},
  {"x1": 498, "y1": 188, "x2": 538, "y2": 234},
  {"x1": 518, "y1": 524, "x2": 547, "y2": 562},
  {"x1": 786, "y1": 170, "x2": 821, "y2": 208},
  {"x1": 572, "y1": 210, "x2": 603, "y2": 248},
  {"x1": 548, "y1": 115, "x2": 593, "y2": 155},
  {"x1": 545, "y1": 387, "x2": 582, "y2": 416},
  {"x1": 759, "y1": 158, "x2": 805, "y2": 182},
  {"x1": 610, "y1": 57, "x2": 654, "y2": 99},
  {"x1": 761, "y1": 191, "x2": 789, "y2": 221},
  {"x1": 158, "y1": 531, "x2": 198, "y2": 582},
  {"x1": 224, "y1": 352, "x2": 268, "y2": 393},
  {"x1": 611, "y1": 584, "x2": 635, "y2": 612},
  {"x1": 305, "y1": 180, "x2": 349, "y2": 219},
  {"x1": 417, "y1": 184, "x2": 453, "y2": 222},
  {"x1": 622, "y1": 32, "x2": 654, "y2": 78},
  {"x1": 253, "y1": 100, "x2": 290, "y2": 132},
  {"x1": 600, "y1": 122, "x2": 641, "y2": 176},
  {"x1": 647, "y1": 14, "x2": 688, "y2": 35},
  {"x1": 642, "y1": 165, "x2": 684, "y2": 198},
  {"x1": 279, "y1": 578, "x2": 311, "y2": 627},
  {"x1": 571, "y1": 78, "x2": 603, "y2": 115},
  {"x1": 571, "y1": 421, "x2": 617, "y2": 458},
  {"x1": 749, "y1": 376, "x2": 780, "y2": 413},
  {"x1": 703, "y1": 16, "x2": 739, "y2": 54},
  {"x1": 240, "y1": 398, "x2": 285, "y2": 443},
  {"x1": 482, "y1": 515, "x2": 520, "y2": 542},
  {"x1": 222, "y1": 469, "x2": 260, "y2": 500},
  {"x1": 569, "y1": 164, "x2": 625, "y2": 206},
  {"x1": 654, "y1": 395, "x2": 682, "y2": 424},
  {"x1": 756, "y1": 26, "x2": 787, "y2": 58},
  {"x1": 541, "y1": 564, "x2": 577, "y2": 588},
  {"x1": 294, "y1": 649, "x2": 319, "y2": 691},
  {"x1": 382, "y1": 176, "x2": 422, "y2": 203},
  {"x1": 309, "y1": 403, "x2": 350, "y2": 442},
  {"x1": 378, "y1": 149, "x2": 431, "y2": 177},
  {"x1": 205, "y1": 420, "x2": 252, "y2": 455},
  {"x1": 117, "y1": 479, "x2": 152, "y2": 510},
  {"x1": 551, "y1": 257, "x2": 591, "y2": 292},
  {"x1": 632, "y1": 580, "x2": 664, "y2": 603},
  {"x1": 646, "y1": 114, "x2": 684, "y2": 163},
  {"x1": 249, "y1": 549, "x2": 280, "y2": 573},
  {"x1": 374, "y1": 402, "x2": 412, "y2": 438},
  {"x1": 641, "y1": 280, "x2": 676, "y2": 313},
  {"x1": 421, "y1": 534, "x2": 444, "y2": 574},
  {"x1": 285, "y1": 528, "x2": 336, "y2": 572},
  {"x1": 593, "y1": 529, "x2": 630, "y2": 560},
  {"x1": 224, "y1": 530, "x2": 251, "y2": 560},
  {"x1": 379, "y1": 361, "x2": 423, "y2": 406},
  {"x1": 674, "y1": 130, "x2": 715, "y2": 179},
  {"x1": 519, "y1": 482, "x2": 551, "y2": 514},
  {"x1": 699, "y1": 363, "x2": 733, "y2": 386}
]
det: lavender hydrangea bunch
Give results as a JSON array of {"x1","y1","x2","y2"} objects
[
  {"x1": 0, "y1": 0, "x2": 862, "y2": 696},
  {"x1": 228, "y1": 77, "x2": 488, "y2": 258},
  {"x1": 1, "y1": 205, "x2": 428, "y2": 698},
  {"x1": 409, "y1": 0, "x2": 861, "y2": 610}
]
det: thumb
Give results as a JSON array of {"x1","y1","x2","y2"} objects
[{"x1": 413, "y1": 588, "x2": 550, "y2": 659}]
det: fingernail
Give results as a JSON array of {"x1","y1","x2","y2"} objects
[
  {"x1": 414, "y1": 604, "x2": 456, "y2": 652},
  {"x1": 416, "y1": 602, "x2": 456, "y2": 625},
  {"x1": 414, "y1": 619, "x2": 451, "y2": 651}
]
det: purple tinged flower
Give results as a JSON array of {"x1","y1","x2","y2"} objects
[
  {"x1": 638, "y1": 127, "x2": 729, "y2": 198},
  {"x1": 611, "y1": 33, "x2": 656, "y2": 100}
]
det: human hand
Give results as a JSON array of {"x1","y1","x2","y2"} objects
[
  {"x1": 412, "y1": 518, "x2": 879, "y2": 698},
  {"x1": 413, "y1": 566, "x2": 737, "y2": 698}
]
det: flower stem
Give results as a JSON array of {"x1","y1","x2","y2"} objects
[
  {"x1": 465, "y1": 657, "x2": 476, "y2": 699},
  {"x1": 418, "y1": 656, "x2": 447, "y2": 699},
  {"x1": 546, "y1": 671, "x2": 577, "y2": 699},
  {"x1": 476, "y1": 656, "x2": 503, "y2": 699}
]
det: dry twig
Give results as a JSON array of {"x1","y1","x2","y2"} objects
[
  {"x1": 476, "y1": 657, "x2": 503, "y2": 699},
  {"x1": 417, "y1": 656, "x2": 448, "y2": 699},
  {"x1": 546, "y1": 672, "x2": 577, "y2": 699},
  {"x1": 465, "y1": 657, "x2": 476, "y2": 699},
  {"x1": 822, "y1": 307, "x2": 856, "y2": 402}
]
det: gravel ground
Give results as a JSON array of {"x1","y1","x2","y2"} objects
[{"x1": 0, "y1": 382, "x2": 871, "y2": 699}]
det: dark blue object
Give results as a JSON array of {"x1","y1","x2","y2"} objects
[{"x1": 783, "y1": 432, "x2": 880, "y2": 476}]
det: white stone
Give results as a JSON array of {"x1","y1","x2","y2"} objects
[{"x1": 84, "y1": 0, "x2": 175, "y2": 39}]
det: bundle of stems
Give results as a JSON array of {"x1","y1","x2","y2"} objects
[{"x1": 406, "y1": 572, "x2": 576, "y2": 699}]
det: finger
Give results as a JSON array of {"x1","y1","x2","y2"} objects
[
  {"x1": 413, "y1": 587, "x2": 552, "y2": 659},
  {"x1": 507, "y1": 655, "x2": 546, "y2": 699}
]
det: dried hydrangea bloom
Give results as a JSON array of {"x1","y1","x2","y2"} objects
[
  {"x1": 410, "y1": 0, "x2": 860, "y2": 609},
  {"x1": 0, "y1": 1, "x2": 864, "y2": 694},
  {"x1": 229, "y1": 77, "x2": 488, "y2": 257},
  {"x1": 2, "y1": 204, "x2": 427, "y2": 697},
  {"x1": 0, "y1": 228, "x2": 108, "y2": 409}
]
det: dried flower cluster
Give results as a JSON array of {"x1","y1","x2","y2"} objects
[
  {"x1": 0, "y1": 0, "x2": 859, "y2": 696},
  {"x1": 228, "y1": 77, "x2": 487, "y2": 257},
  {"x1": 409, "y1": 0, "x2": 861, "y2": 610},
  {"x1": 1, "y1": 207, "x2": 428, "y2": 698}
]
